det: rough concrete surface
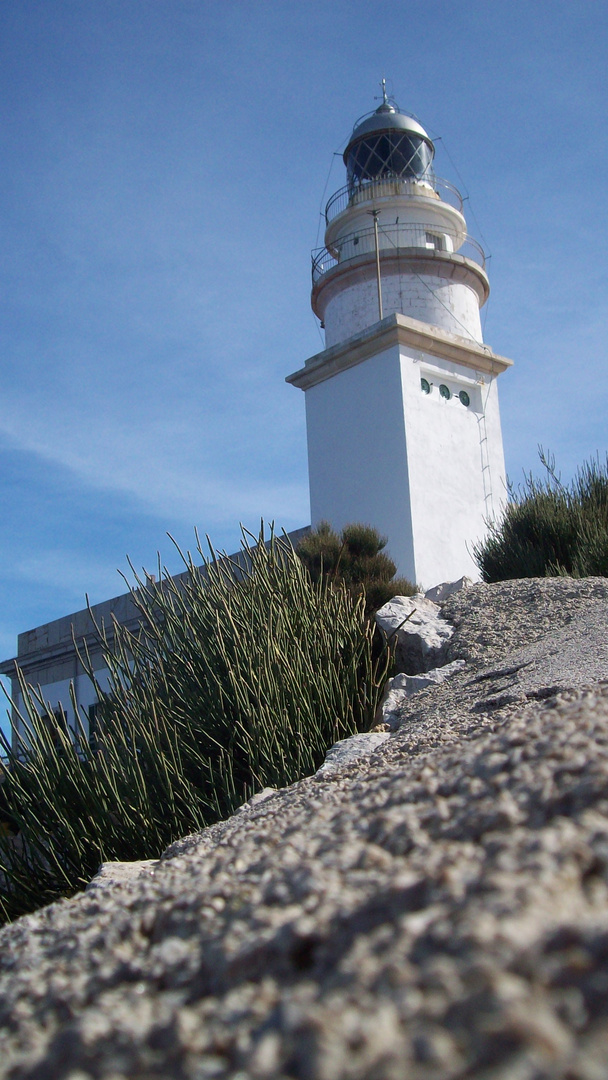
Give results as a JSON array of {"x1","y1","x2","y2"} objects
[
  {"x1": 2, "y1": 579, "x2": 608, "y2": 1078},
  {"x1": 86, "y1": 861, "x2": 158, "y2": 894},
  {"x1": 315, "y1": 731, "x2": 391, "y2": 775},
  {"x1": 375, "y1": 661, "x2": 467, "y2": 732}
]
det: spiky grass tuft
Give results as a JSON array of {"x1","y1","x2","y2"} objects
[{"x1": 0, "y1": 526, "x2": 393, "y2": 923}]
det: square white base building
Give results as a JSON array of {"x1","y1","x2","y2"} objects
[{"x1": 288, "y1": 312, "x2": 510, "y2": 589}]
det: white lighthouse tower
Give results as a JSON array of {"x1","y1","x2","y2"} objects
[{"x1": 287, "y1": 87, "x2": 512, "y2": 588}]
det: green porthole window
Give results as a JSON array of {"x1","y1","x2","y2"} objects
[
  {"x1": 459, "y1": 390, "x2": 470, "y2": 407},
  {"x1": 420, "y1": 377, "x2": 431, "y2": 394},
  {"x1": 439, "y1": 383, "x2": 451, "y2": 400}
]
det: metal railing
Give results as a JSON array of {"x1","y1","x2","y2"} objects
[
  {"x1": 311, "y1": 222, "x2": 486, "y2": 285},
  {"x1": 325, "y1": 176, "x2": 464, "y2": 224}
]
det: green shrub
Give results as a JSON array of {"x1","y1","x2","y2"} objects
[
  {"x1": 474, "y1": 451, "x2": 608, "y2": 581},
  {"x1": 296, "y1": 521, "x2": 416, "y2": 614},
  {"x1": 0, "y1": 527, "x2": 393, "y2": 924}
]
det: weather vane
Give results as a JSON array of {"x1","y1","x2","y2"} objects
[{"x1": 375, "y1": 77, "x2": 390, "y2": 107}]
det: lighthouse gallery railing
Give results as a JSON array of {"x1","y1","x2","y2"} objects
[
  {"x1": 312, "y1": 223, "x2": 486, "y2": 286},
  {"x1": 325, "y1": 176, "x2": 464, "y2": 224}
]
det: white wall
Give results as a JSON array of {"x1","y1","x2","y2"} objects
[
  {"x1": 13, "y1": 668, "x2": 111, "y2": 743},
  {"x1": 401, "y1": 348, "x2": 507, "y2": 587},
  {"x1": 326, "y1": 192, "x2": 467, "y2": 253},
  {"x1": 305, "y1": 342, "x2": 417, "y2": 580},
  {"x1": 304, "y1": 341, "x2": 507, "y2": 590},
  {"x1": 321, "y1": 271, "x2": 483, "y2": 349}
]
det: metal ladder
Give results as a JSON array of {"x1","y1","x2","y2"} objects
[{"x1": 477, "y1": 381, "x2": 494, "y2": 520}]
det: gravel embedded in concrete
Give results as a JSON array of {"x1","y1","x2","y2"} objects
[{"x1": 1, "y1": 579, "x2": 608, "y2": 1079}]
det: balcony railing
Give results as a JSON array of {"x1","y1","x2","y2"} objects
[
  {"x1": 311, "y1": 222, "x2": 486, "y2": 286},
  {"x1": 325, "y1": 176, "x2": 464, "y2": 224}
]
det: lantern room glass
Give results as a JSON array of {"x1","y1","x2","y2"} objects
[{"x1": 346, "y1": 131, "x2": 434, "y2": 194}]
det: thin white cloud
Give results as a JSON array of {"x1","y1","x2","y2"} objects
[
  {"x1": 12, "y1": 550, "x2": 125, "y2": 602},
  {"x1": 0, "y1": 399, "x2": 310, "y2": 530}
]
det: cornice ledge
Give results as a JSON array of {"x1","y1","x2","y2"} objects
[{"x1": 286, "y1": 313, "x2": 513, "y2": 391}]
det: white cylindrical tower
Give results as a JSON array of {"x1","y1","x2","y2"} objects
[{"x1": 312, "y1": 94, "x2": 489, "y2": 349}]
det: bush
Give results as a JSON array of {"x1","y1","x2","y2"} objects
[
  {"x1": 0, "y1": 527, "x2": 393, "y2": 923},
  {"x1": 474, "y1": 451, "x2": 608, "y2": 581},
  {"x1": 296, "y1": 521, "x2": 416, "y2": 615}
]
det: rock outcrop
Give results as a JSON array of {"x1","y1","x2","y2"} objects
[
  {"x1": 375, "y1": 659, "x2": 467, "y2": 730},
  {"x1": 375, "y1": 593, "x2": 454, "y2": 673},
  {"x1": 2, "y1": 578, "x2": 608, "y2": 1079}
]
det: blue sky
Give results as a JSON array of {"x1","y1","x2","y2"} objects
[{"x1": 0, "y1": 0, "x2": 607, "y2": 666}]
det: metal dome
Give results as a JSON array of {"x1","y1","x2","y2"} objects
[{"x1": 344, "y1": 103, "x2": 433, "y2": 156}]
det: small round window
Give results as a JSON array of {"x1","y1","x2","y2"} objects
[
  {"x1": 459, "y1": 390, "x2": 470, "y2": 407},
  {"x1": 439, "y1": 384, "x2": 451, "y2": 400},
  {"x1": 420, "y1": 377, "x2": 431, "y2": 394}
]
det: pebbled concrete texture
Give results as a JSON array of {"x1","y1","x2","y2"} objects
[
  {"x1": 2, "y1": 579, "x2": 608, "y2": 1078},
  {"x1": 315, "y1": 732, "x2": 391, "y2": 775},
  {"x1": 86, "y1": 861, "x2": 157, "y2": 894},
  {"x1": 443, "y1": 576, "x2": 608, "y2": 669}
]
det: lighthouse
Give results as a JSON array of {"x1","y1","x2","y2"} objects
[{"x1": 287, "y1": 87, "x2": 512, "y2": 588}]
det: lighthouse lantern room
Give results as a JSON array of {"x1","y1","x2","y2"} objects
[{"x1": 287, "y1": 87, "x2": 513, "y2": 589}]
